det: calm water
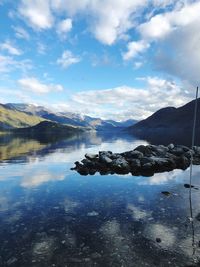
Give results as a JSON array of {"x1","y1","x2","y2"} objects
[{"x1": 0, "y1": 132, "x2": 200, "y2": 267}]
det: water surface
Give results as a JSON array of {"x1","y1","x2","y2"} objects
[{"x1": 0, "y1": 132, "x2": 200, "y2": 267}]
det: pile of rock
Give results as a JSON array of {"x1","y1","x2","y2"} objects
[{"x1": 71, "y1": 144, "x2": 200, "y2": 176}]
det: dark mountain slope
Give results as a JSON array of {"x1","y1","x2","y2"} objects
[
  {"x1": 128, "y1": 98, "x2": 200, "y2": 145},
  {"x1": 13, "y1": 121, "x2": 82, "y2": 142}
]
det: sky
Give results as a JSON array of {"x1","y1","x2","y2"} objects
[{"x1": 0, "y1": 0, "x2": 200, "y2": 121}]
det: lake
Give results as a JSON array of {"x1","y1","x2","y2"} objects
[{"x1": 0, "y1": 132, "x2": 200, "y2": 267}]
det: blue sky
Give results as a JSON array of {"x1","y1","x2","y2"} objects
[{"x1": 0, "y1": 0, "x2": 199, "y2": 120}]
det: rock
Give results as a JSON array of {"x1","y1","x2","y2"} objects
[
  {"x1": 81, "y1": 159, "x2": 96, "y2": 168},
  {"x1": 156, "y1": 238, "x2": 162, "y2": 243},
  {"x1": 75, "y1": 163, "x2": 89, "y2": 176},
  {"x1": 71, "y1": 144, "x2": 200, "y2": 177},
  {"x1": 123, "y1": 150, "x2": 143, "y2": 159},
  {"x1": 193, "y1": 146, "x2": 200, "y2": 154},
  {"x1": 161, "y1": 191, "x2": 171, "y2": 197},
  {"x1": 168, "y1": 143, "x2": 174, "y2": 150},
  {"x1": 85, "y1": 153, "x2": 98, "y2": 160},
  {"x1": 91, "y1": 252, "x2": 101, "y2": 259},
  {"x1": 129, "y1": 159, "x2": 141, "y2": 170},
  {"x1": 7, "y1": 257, "x2": 18, "y2": 266},
  {"x1": 101, "y1": 155, "x2": 112, "y2": 164},
  {"x1": 184, "y1": 184, "x2": 199, "y2": 190},
  {"x1": 134, "y1": 145, "x2": 153, "y2": 156},
  {"x1": 99, "y1": 151, "x2": 113, "y2": 164},
  {"x1": 149, "y1": 145, "x2": 169, "y2": 156}
]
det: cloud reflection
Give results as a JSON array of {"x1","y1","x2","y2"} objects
[{"x1": 21, "y1": 172, "x2": 65, "y2": 188}]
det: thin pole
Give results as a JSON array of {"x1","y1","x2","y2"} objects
[
  {"x1": 189, "y1": 86, "x2": 198, "y2": 258},
  {"x1": 189, "y1": 86, "x2": 198, "y2": 213}
]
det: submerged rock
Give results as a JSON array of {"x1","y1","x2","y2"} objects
[
  {"x1": 184, "y1": 184, "x2": 199, "y2": 190},
  {"x1": 161, "y1": 191, "x2": 171, "y2": 197},
  {"x1": 71, "y1": 144, "x2": 200, "y2": 176}
]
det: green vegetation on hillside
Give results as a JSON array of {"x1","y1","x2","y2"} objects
[
  {"x1": 0, "y1": 137, "x2": 46, "y2": 161},
  {"x1": 0, "y1": 104, "x2": 44, "y2": 129}
]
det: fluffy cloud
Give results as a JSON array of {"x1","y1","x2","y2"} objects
[
  {"x1": 18, "y1": 0, "x2": 54, "y2": 30},
  {"x1": 123, "y1": 40, "x2": 149, "y2": 60},
  {"x1": 122, "y1": 1, "x2": 200, "y2": 85},
  {"x1": 57, "y1": 50, "x2": 81, "y2": 68},
  {"x1": 17, "y1": 0, "x2": 148, "y2": 44},
  {"x1": 0, "y1": 41, "x2": 22, "y2": 55},
  {"x1": 56, "y1": 18, "x2": 72, "y2": 35},
  {"x1": 52, "y1": 0, "x2": 147, "y2": 45},
  {"x1": 139, "y1": 1, "x2": 200, "y2": 40},
  {"x1": 54, "y1": 77, "x2": 191, "y2": 120},
  {"x1": 18, "y1": 77, "x2": 63, "y2": 94}
]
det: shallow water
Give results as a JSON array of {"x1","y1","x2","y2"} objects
[{"x1": 0, "y1": 132, "x2": 200, "y2": 267}]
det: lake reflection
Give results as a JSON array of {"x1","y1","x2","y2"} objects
[{"x1": 0, "y1": 132, "x2": 200, "y2": 267}]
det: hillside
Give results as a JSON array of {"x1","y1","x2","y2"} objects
[
  {"x1": 128, "y1": 98, "x2": 200, "y2": 145},
  {"x1": 0, "y1": 104, "x2": 44, "y2": 129},
  {"x1": 13, "y1": 121, "x2": 82, "y2": 142}
]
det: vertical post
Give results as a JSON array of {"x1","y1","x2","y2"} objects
[
  {"x1": 189, "y1": 86, "x2": 199, "y2": 200},
  {"x1": 189, "y1": 86, "x2": 198, "y2": 258}
]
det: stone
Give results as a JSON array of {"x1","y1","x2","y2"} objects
[
  {"x1": 85, "y1": 153, "x2": 98, "y2": 160},
  {"x1": 122, "y1": 150, "x2": 143, "y2": 159},
  {"x1": 71, "y1": 144, "x2": 200, "y2": 177},
  {"x1": 168, "y1": 143, "x2": 174, "y2": 150},
  {"x1": 161, "y1": 191, "x2": 171, "y2": 197},
  {"x1": 156, "y1": 238, "x2": 162, "y2": 243},
  {"x1": 134, "y1": 145, "x2": 153, "y2": 156}
]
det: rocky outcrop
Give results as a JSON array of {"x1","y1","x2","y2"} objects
[{"x1": 71, "y1": 144, "x2": 200, "y2": 176}]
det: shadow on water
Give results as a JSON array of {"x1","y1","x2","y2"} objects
[{"x1": 0, "y1": 131, "x2": 200, "y2": 266}]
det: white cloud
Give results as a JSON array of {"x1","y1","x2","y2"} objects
[
  {"x1": 18, "y1": 77, "x2": 63, "y2": 94},
  {"x1": 18, "y1": 0, "x2": 54, "y2": 30},
  {"x1": 121, "y1": 1, "x2": 200, "y2": 85},
  {"x1": 57, "y1": 50, "x2": 81, "y2": 68},
  {"x1": 57, "y1": 18, "x2": 72, "y2": 35},
  {"x1": 139, "y1": 1, "x2": 200, "y2": 40},
  {"x1": 53, "y1": 77, "x2": 191, "y2": 120},
  {"x1": 12, "y1": 26, "x2": 30, "y2": 40},
  {"x1": 0, "y1": 41, "x2": 22, "y2": 55},
  {"x1": 123, "y1": 40, "x2": 150, "y2": 60},
  {"x1": 51, "y1": 0, "x2": 148, "y2": 45}
]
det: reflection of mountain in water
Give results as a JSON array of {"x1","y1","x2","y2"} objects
[
  {"x1": 0, "y1": 135, "x2": 46, "y2": 161},
  {"x1": 0, "y1": 131, "x2": 143, "y2": 163}
]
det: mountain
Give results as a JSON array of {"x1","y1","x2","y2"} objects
[
  {"x1": 0, "y1": 104, "x2": 44, "y2": 129},
  {"x1": 13, "y1": 121, "x2": 82, "y2": 142},
  {"x1": 128, "y1": 98, "x2": 200, "y2": 145},
  {"x1": 6, "y1": 103, "x2": 137, "y2": 130}
]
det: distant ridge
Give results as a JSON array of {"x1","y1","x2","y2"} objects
[
  {"x1": 5, "y1": 103, "x2": 137, "y2": 130},
  {"x1": 128, "y1": 98, "x2": 200, "y2": 145}
]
